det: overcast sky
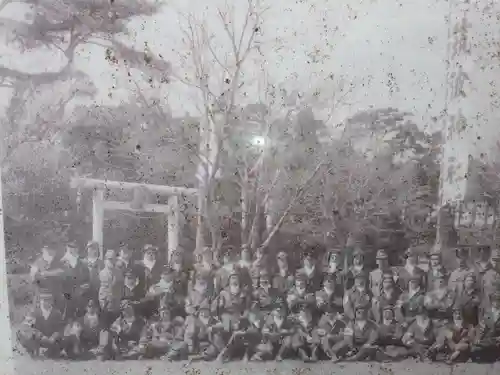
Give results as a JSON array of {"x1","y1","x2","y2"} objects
[{"x1": 1, "y1": 0, "x2": 499, "y2": 156}]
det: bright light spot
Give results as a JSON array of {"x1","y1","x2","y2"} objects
[{"x1": 251, "y1": 136, "x2": 266, "y2": 147}]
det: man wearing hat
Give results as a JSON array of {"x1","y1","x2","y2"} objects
[
  {"x1": 345, "y1": 248, "x2": 367, "y2": 291},
  {"x1": 372, "y1": 272, "x2": 402, "y2": 323},
  {"x1": 316, "y1": 273, "x2": 343, "y2": 319},
  {"x1": 396, "y1": 247, "x2": 426, "y2": 292},
  {"x1": 30, "y1": 241, "x2": 66, "y2": 312},
  {"x1": 144, "y1": 265, "x2": 184, "y2": 319},
  {"x1": 215, "y1": 272, "x2": 251, "y2": 336},
  {"x1": 297, "y1": 248, "x2": 323, "y2": 293},
  {"x1": 448, "y1": 247, "x2": 473, "y2": 294},
  {"x1": 259, "y1": 298, "x2": 294, "y2": 361},
  {"x1": 323, "y1": 247, "x2": 346, "y2": 298},
  {"x1": 138, "y1": 306, "x2": 186, "y2": 360},
  {"x1": 370, "y1": 249, "x2": 392, "y2": 299},
  {"x1": 343, "y1": 272, "x2": 372, "y2": 321},
  {"x1": 183, "y1": 300, "x2": 225, "y2": 361},
  {"x1": 253, "y1": 269, "x2": 280, "y2": 315},
  {"x1": 116, "y1": 244, "x2": 138, "y2": 283},
  {"x1": 83, "y1": 241, "x2": 104, "y2": 306},
  {"x1": 427, "y1": 248, "x2": 448, "y2": 291},
  {"x1": 287, "y1": 272, "x2": 316, "y2": 315},
  {"x1": 375, "y1": 304, "x2": 408, "y2": 361},
  {"x1": 475, "y1": 245, "x2": 492, "y2": 282},
  {"x1": 424, "y1": 267, "x2": 455, "y2": 329},
  {"x1": 168, "y1": 249, "x2": 190, "y2": 298},
  {"x1": 333, "y1": 302, "x2": 378, "y2": 362},
  {"x1": 136, "y1": 244, "x2": 164, "y2": 297},
  {"x1": 471, "y1": 291, "x2": 500, "y2": 362},
  {"x1": 481, "y1": 248, "x2": 500, "y2": 304},
  {"x1": 61, "y1": 239, "x2": 90, "y2": 320},
  {"x1": 401, "y1": 304, "x2": 437, "y2": 361},
  {"x1": 273, "y1": 251, "x2": 295, "y2": 296},
  {"x1": 99, "y1": 300, "x2": 146, "y2": 360},
  {"x1": 454, "y1": 272, "x2": 481, "y2": 326},
  {"x1": 289, "y1": 304, "x2": 320, "y2": 362},
  {"x1": 17, "y1": 289, "x2": 64, "y2": 358},
  {"x1": 395, "y1": 274, "x2": 426, "y2": 326},
  {"x1": 315, "y1": 301, "x2": 346, "y2": 361},
  {"x1": 121, "y1": 270, "x2": 144, "y2": 306},
  {"x1": 192, "y1": 246, "x2": 216, "y2": 295}
]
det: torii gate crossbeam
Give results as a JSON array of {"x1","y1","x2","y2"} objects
[{"x1": 71, "y1": 178, "x2": 198, "y2": 260}]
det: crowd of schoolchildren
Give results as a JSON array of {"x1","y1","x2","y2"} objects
[{"x1": 17, "y1": 238, "x2": 500, "y2": 364}]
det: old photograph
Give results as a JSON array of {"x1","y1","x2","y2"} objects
[{"x1": 2, "y1": 0, "x2": 500, "y2": 374}]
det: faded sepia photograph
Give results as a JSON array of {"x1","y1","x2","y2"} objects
[{"x1": 1, "y1": 0, "x2": 500, "y2": 374}]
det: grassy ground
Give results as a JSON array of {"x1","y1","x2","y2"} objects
[{"x1": 12, "y1": 357, "x2": 500, "y2": 375}]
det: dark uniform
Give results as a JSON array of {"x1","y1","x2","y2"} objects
[
  {"x1": 471, "y1": 292, "x2": 500, "y2": 362},
  {"x1": 183, "y1": 301, "x2": 225, "y2": 361},
  {"x1": 297, "y1": 251, "x2": 323, "y2": 293},
  {"x1": 448, "y1": 248, "x2": 474, "y2": 294},
  {"x1": 98, "y1": 300, "x2": 146, "y2": 360},
  {"x1": 424, "y1": 269, "x2": 455, "y2": 328},
  {"x1": 315, "y1": 273, "x2": 344, "y2": 319},
  {"x1": 288, "y1": 306, "x2": 320, "y2": 362},
  {"x1": 396, "y1": 274, "x2": 426, "y2": 326},
  {"x1": 427, "y1": 249, "x2": 448, "y2": 291},
  {"x1": 273, "y1": 252, "x2": 295, "y2": 296},
  {"x1": 369, "y1": 249, "x2": 393, "y2": 299},
  {"x1": 98, "y1": 250, "x2": 123, "y2": 329},
  {"x1": 395, "y1": 248, "x2": 427, "y2": 292},
  {"x1": 192, "y1": 246, "x2": 217, "y2": 295},
  {"x1": 401, "y1": 306, "x2": 437, "y2": 361},
  {"x1": 375, "y1": 304, "x2": 408, "y2": 361},
  {"x1": 474, "y1": 245, "x2": 492, "y2": 285},
  {"x1": 135, "y1": 245, "x2": 163, "y2": 299},
  {"x1": 252, "y1": 270, "x2": 280, "y2": 315},
  {"x1": 332, "y1": 303, "x2": 378, "y2": 362},
  {"x1": 372, "y1": 273, "x2": 401, "y2": 323},
  {"x1": 185, "y1": 273, "x2": 214, "y2": 317},
  {"x1": 480, "y1": 249, "x2": 500, "y2": 307},
  {"x1": 82, "y1": 241, "x2": 104, "y2": 306},
  {"x1": 287, "y1": 273, "x2": 316, "y2": 315},
  {"x1": 345, "y1": 248, "x2": 367, "y2": 291},
  {"x1": 138, "y1": 309, "x2": 186, "y2": 359},
  {"x1": 17, "y1": 290, "x2": 64, "y2": 358},
  {"x1": 60, "y1": 240, "x2": 91, "y2": 320},
  {"x1": 315, "y1": 309, "x2": 346, "y2": 360},
  {"x1": 215, "y1": 273, "x2": 251, "y2": 335},
  {"x1": 258, "y1": 299, "x2": 295, "y2": 361},
  {"x1": 454, "y1": 273, "x2": 481, "y2": 326},
  {"x1": 30, "y1": 245, "x2": 66, "y2": 312},
  {"x1": 323, "y1": 248, "x2": 347, "y2": 297},
  {"x1": 343, "y1": 272, "x2": 372, "y2": 321}
]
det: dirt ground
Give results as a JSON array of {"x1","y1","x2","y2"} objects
[{"x1": 12, "y1": 356, "x2": 500, "y2": 375}]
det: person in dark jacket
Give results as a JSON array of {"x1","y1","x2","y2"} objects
[{"x1": 17, "y1": 290, "x2": 64, "y2": 358}]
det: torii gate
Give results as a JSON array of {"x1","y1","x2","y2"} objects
[{"x1": 71, "y1": 177, "x2": 198, "y2": 260}]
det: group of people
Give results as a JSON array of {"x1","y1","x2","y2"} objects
[{"x1": 17, "y1": 239, "x2": 500, "y2": 364}]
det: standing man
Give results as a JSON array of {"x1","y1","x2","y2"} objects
[
  {"x1": 61, "y1": 239, "x2": 90, "y2": 320},
  {"x1": 323, "y1": 247, "x2": 346, "y2": 298},
  {"x1": 370, "y1": 249, "x2": 392, "y2": 299},
  {"x1": 396, "y1": 248, "x2": 426, "y2": 292},
  {"x1": 30, "y1": 241, "x2": 66, "y2": 312},
  {"x1": 427, "y1": 248, "x2": 448, "y2": 291},
  {"x1": 273, "y1": 251, "x2": 294, "y2": 296},
  {"x1": 343, "y1": 272, "x2": 372, "y2": 321},
  {"x1": 396, "y1": 275, "x2": 426, "y2": 327},
  {"x1": 475, "y1": 245, "x2": 492, "y2": 283},
  {"x1": 481, "y1": 248, "x2": 500, "y2": 306},
  {"x1": 448, "y1": 247, "x2": 473, "y2": 294},
  {"x1": 83, "y1": 241, "x2": 104, "y2": 306},
  {"x1": 116, "y1": 244, "x2": 137, "y2": 280},
  {"x1": 424, "y1": 268, "x2": 455, "y2": 329}
]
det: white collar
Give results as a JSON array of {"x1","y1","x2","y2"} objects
[
  {"x1": 119, "y1": 257, "x2": 130, "y2": 266},
  {"x1": 356, "y1": 320, "x2": 367, "y2": 330},
  {"x1": 416, "y1": 318, "x2": 430, "y2": 330},
  {"x1": 304, "y1": 265, "x2": 315, "y2": 275},
  {"x1": 324, "y1": 287, "x2": 334, "y2": 295},
  {"x1": 87, "y1": 256, "x2": 98, "y2": 265},
  {"x1": 42, "y1": 253, "x2": 54, "y2": 264},
  {"x1": 328, "y1": 264, "x2": 338, "y2": 273},
  {"x1": 125, "y1": 279, "x2": 139, "y2": 290},
  {"x1": 40, "y1": 306, "x2": 52, "y2": 319},
  {"x1": 405, "y1": 264, "x2": 416, "y2": 272},
  {"x1": 143, "y1": 258, "x2": 156, "y2": 270},
  {"x1": 62, "y1": 252, "x2": 79, "y2": 268},
  {"x1": 409, "y1": 288, "x2": 420, "y2": 298}
]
